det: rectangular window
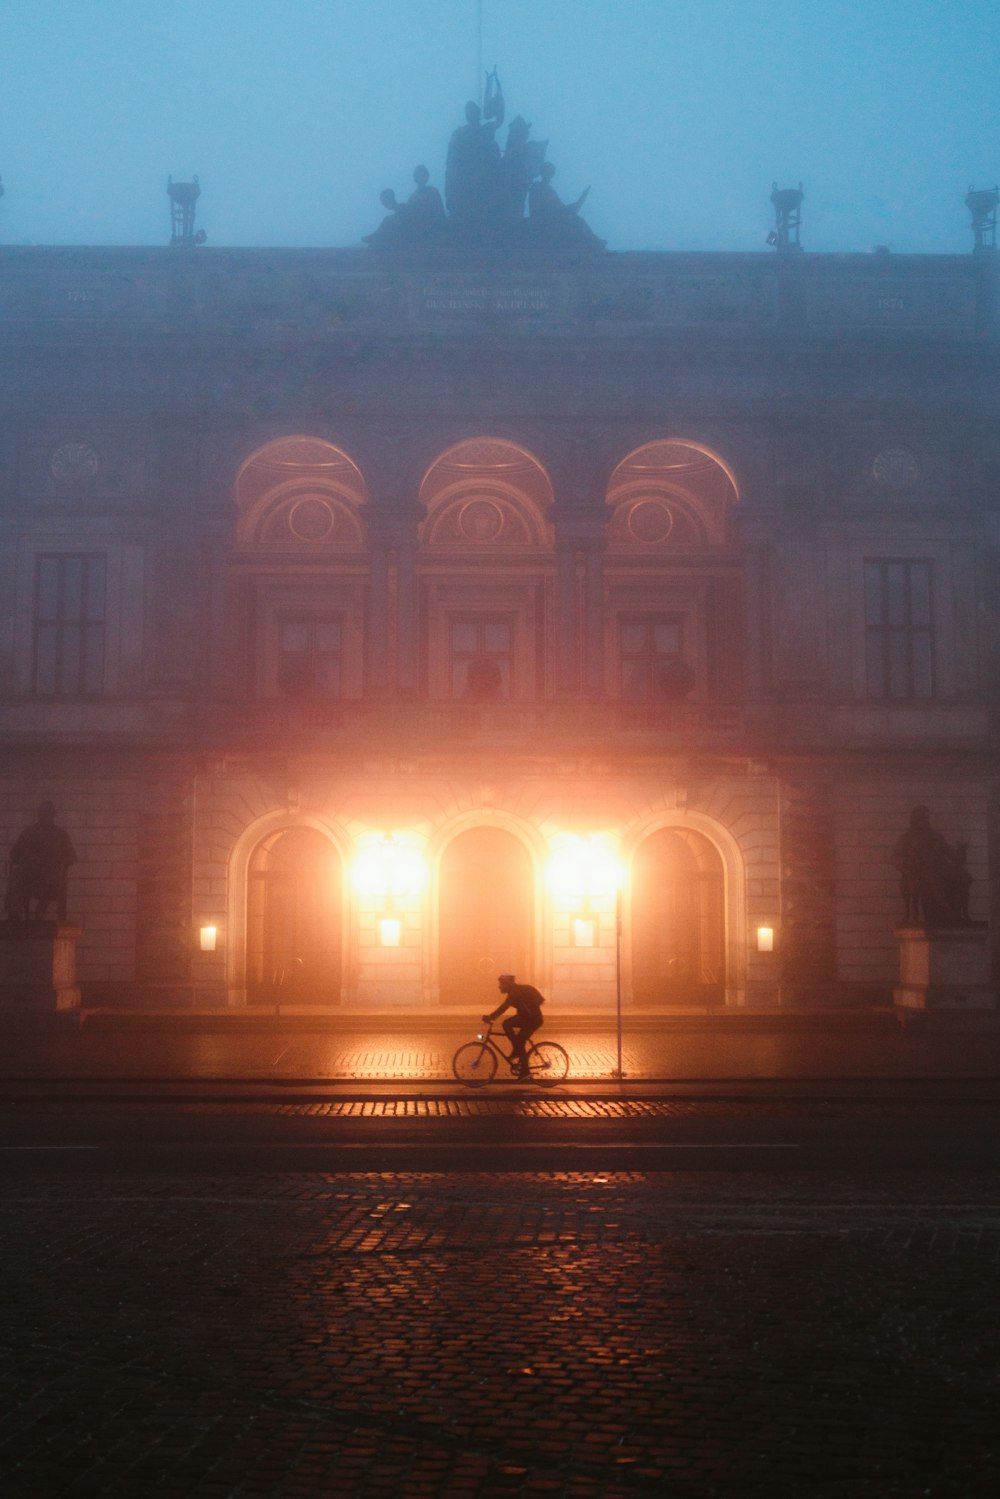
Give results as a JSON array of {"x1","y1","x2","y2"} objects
[
  {"x1": 276, "y1": 614, "x2": 343, "y2": 698},
  {"x1": 450, "y1": 616, "x2": 512, "y2": 700},
  {"x1": 33, "y1": 554, "x2": 106, "y2": 696},
  {"x1": 619, "y1": 616, "x2": 685, "y2": 702},
  {"x1": 864, "y1": 560, "x2": 933, "y2": 699}
]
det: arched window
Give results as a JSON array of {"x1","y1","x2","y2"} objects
[
  {"x1": 231, "y1": 437, "x2": 368, "y2": 700},
  {"x1": 418, "y1": 439, "x2": 554, "y2": 701},
  {"x1": 604, "y1": 441, "x2": 742, "y2": 703},
  {"x1": 419, "y1": 438, "x2": 553, "y2": 550},
  {"x1": 606, "y1": 440, "x2": 738, "y2": 552},
  {"x1": 234, "y1": 436, "x2": 367, "y2": 550}
]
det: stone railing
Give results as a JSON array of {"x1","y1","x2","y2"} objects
[{"x1": 221, "y1": 699, "x2": 747, "y2": 748}]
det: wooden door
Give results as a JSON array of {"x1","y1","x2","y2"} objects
[
  {"x1": 247, "y1": 827, "x2": 341, "y2": 1005},
  {"x1": 438, "y1": 828, "x2": 532, "y2": 1006}
]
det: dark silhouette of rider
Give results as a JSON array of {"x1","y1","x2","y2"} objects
[{"x1": 483, "y1": 973, "x2": 545, "y2": 1080}]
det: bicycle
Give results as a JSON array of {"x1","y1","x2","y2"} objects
[{"x1": 452, "y1": 1020, "x2": 570, "y2": 1087}]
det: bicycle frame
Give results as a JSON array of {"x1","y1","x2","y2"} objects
[
  {"x1": 474, "y1": 1020, "x2": 529, "y2": 1072},
  {"x1": 454, "y1": 1021, "x2": 568, "y2": 1087}
]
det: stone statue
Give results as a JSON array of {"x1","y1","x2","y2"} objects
[
  {"x1": 500, "y1": 115, "x2": 546, "y2": 221},
  {"x1": 891, "y1": 805, "x2": 971, "y2": 928},
  {"x1": 445, "y1": 69, "x2": 505, "y2": 225},
  {"x1": 363, "y1": 166, "x2": 446, "y2": 248},
  {"x1": 363, "y1": 72, "x2": 604, "y2": 254},
  {"x1": 528, "y1": 162, "x2": 602, "y2": 247},
  {"x1": 4, "y1": 801, "x2": 77, "y2": 923}
]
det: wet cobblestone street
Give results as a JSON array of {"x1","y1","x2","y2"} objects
[{"x1": 1, "y1": 1166, "x2": 998, "y2": 1497}]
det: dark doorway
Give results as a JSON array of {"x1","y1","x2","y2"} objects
[
  {"x1": 438, "y1": 827, "x2": 532, "y2": 1006},
  {"x1": 246, "y1": 826, "x2": 342, "y2": 1005},
  {"x1": 631, "y1": 828, "x2": 724, "y2": 1006}
]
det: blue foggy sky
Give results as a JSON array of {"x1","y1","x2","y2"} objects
[{"x1": 3, "y1": 0, "x2": 998, "y2": 254}]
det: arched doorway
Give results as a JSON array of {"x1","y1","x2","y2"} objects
[
  {"x1": 631, "y1": 828, "x2": 724, "y2": 1006},
  {"x1": 246, "y1": 827, "x2": 342, "y2": 1005},
  {"x1": 438, "y1": 827, "x2": 533, "y2": 1006}
]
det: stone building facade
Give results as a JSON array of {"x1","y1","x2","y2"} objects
[{"x1": 1, "y1": 243, "x2": 998, "y2": 1011}]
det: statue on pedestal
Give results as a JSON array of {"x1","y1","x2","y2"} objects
[
  {"x1": 4, "y1": 801, "x2": 77, "y2": 923},
  {"x1": 891, "y1": 805, "x2": 971, "y2": 928},
  {"x1": 363, "y1": 166, "x2": 446, "y2": 247},
  {"x1": 364, "y1": 71, "x2": 603, "y2": 254}
]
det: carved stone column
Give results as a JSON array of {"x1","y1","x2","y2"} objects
[
  {"x1": 394, "y1": 539, "x2": 419, "y2": 694},
  {"x1": 135, "y1": 759, "x2": 194, "y2": 1002},
  {"x1": 582, "y1": 536, "x2": 606, "y2": 697},
  {"x1": 778, "y1": 775, "x2": 837, "y2": 1005},
  {"x1": 554, "y1": 540, "x2": 579, "y2": 694},
  {"x1": 365, "y1": 537, "x2": 389, "y2": 697}
]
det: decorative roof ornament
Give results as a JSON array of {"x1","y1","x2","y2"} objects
[
  {"x1": 364, "y1": 71, "x2": 603, "y2": 255},
  {"x1": 767, "y1": 182, "x2": 804, "y2": 252},
  {"x1": 965, "y1": 185, "x2": 998, "y2": 254},
  {"x1": 167, "y1": 175, "x2": 206, "y2": 247}
]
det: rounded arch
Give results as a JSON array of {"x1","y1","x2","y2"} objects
[
  {"x1": 234, "y1": 435, "x2": 368, "y2": 549},
  {"x1": 622, "y1": 810, "x2": 747, "y2": 1007},
  {"x1": 226, "y1": 811, "x2": 354, "y2": 1005},
  {"x1": 606, "y1": 439, "x2": 739, "y2": 551},
  {"x1": 428, "y1": 811, "x2": 549, "y2": 1005},
  {"x1": 418, "y1": 437, "x2": 554, "y2": 549}
]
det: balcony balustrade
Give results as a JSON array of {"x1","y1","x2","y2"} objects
[{"x1": 221, "y1": 698, "x2": 747, "y2": 748}]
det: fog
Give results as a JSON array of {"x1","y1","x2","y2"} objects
[{"x1": 4, "y1": 0, "x2": 998, "y2": 253}]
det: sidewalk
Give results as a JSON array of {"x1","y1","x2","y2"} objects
[{"x1": 2, "y1": 1004, "x2": 1000, "y2": 1089}]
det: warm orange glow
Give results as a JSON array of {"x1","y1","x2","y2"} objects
[
  {"x1": 199, "y1": 925, "x2": 218, "y2": 952},
  {"x1": 353, "y1": 835, "x2": 427, "y2": 899},
  {"x1": 573, "y1": 917, "x2": 596, "y2": 947},
  {"x1": 548, "y1": 835, "x2": 624, "y2": 909},
  {"x1": 757, "y1": 925, "x2": 775, "y2": 952},
  {"x1": 378, "y1": 916, "x2": 402, "y2": 947}
]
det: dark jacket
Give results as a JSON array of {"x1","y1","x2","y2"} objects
[{"x1": 487, "y1": 983, "x2": 545, "y2": 1028}]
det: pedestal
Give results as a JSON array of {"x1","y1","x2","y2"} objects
[
  {"x1": 0, "y1": 923, "x2": 82, "y2": 1011},
  {"x1": 894, "y1": 925, "x2": 996, "y2": 1010}
]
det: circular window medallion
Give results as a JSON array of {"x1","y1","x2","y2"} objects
[
  {"x1": 627, "y1": 499, "x2": 674, "y2": 544},
  {"x1": 50, "y1": 441, "x2": 100, "y2": 485},
  {"x1": 288, "y1": 496, "x2": 336, "y2": 542},
  {"x1": 459, "y1": 498, "x2": 504, "y2": 542},
  {"x1": 871, "y1": 446, "x2": 919, "y2": 491}
]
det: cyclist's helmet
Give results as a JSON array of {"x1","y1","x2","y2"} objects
[{"x1": 498, "y1": 972, "x2": 516, "y2": 984}]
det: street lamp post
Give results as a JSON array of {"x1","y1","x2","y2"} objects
[{"x1": 613, "y1": 885, "x2": 624, "y2": 1080}]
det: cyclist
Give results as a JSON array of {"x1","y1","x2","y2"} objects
[{"x1": 483, "y1": 973, "x2": 545, "y2": 1080}]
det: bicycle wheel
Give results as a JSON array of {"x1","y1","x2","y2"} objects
[
  {"x1": 452, "y1": 1042, "x2": 498, "y2": 1086},
  {"x1": 526, "y1": 1041, "x2": 569, "y2": 1085}
]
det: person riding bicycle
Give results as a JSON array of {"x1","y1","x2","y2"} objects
[{"x1": 483, "y1": 973, "x2": 545, "y2": 1080}]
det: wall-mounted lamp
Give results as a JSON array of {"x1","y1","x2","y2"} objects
[
  {"x1": 756, "y1": 925, "x2": 775, "y2": 953},
  {"x1": 354, "y1": 835, "x2": 426, "y2": 952},
  {"x1": 199, "y1": 925, "x2": 218, "y2": 952},
  {"x1": 572, "y1": 916, "x2": 596, "y2": 948},
  {"x1": 378, "y1": 916, "x2": 402, "y2": 948}
]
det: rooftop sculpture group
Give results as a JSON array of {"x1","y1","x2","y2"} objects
[{"x1": 365, "y1": 70, "x2": 603, "y2": 254}]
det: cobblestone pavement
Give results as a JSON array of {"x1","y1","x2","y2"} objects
[{"x1": 1, "y1": 1166, "x2": 998, "y2": 1496}]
